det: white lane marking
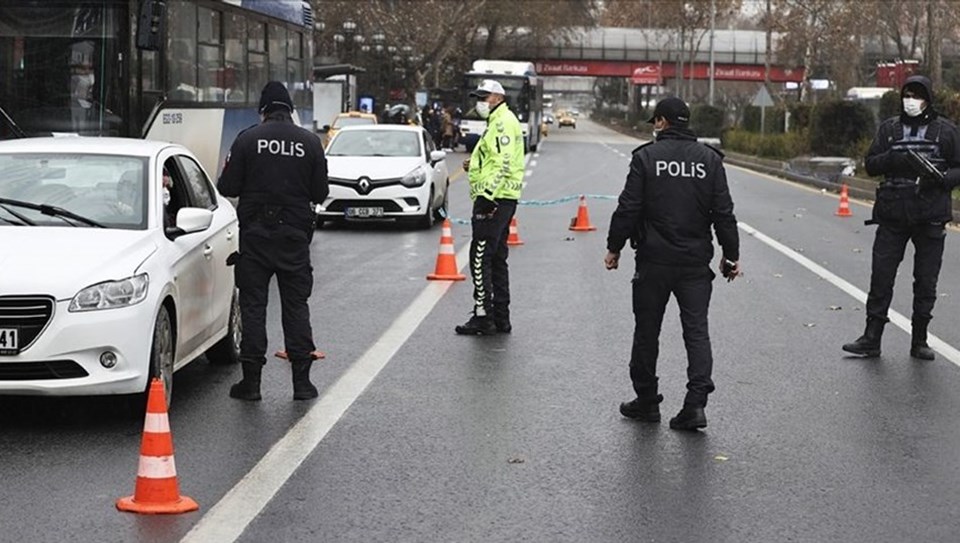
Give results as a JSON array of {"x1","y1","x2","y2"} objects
[
  {"x1": 525, "y1": 169, "x2": 533, "y2": 177},
  {"x1": 530, "y1": 160, "x2": 538, "y2": 168},
  {"x1": 740, "y1": 221, "x2": 960, "y2": 368},
  {"x1": 181, "y1": 244, "x2": 472, "y2": 543}
]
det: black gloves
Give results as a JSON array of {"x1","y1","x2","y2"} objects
[
  {"x1": 884, "y1": 150, "x2": 914, "y2": 174},
  {"x1": 473, "y1": 197, "x2": 497, "y2": 217}
]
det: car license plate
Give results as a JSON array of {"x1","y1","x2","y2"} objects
[
  {"x1": 0, "y1": 327, "x2": 19, "y2": 355},
  {"x1": 346, "y1": 207, "x2": 384, "y2": 218}
]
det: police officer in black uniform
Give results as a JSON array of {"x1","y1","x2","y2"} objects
[
  {"x1": 218, "y1": 81, "x2": 329, "y2": 401},
  {"x1": 843, "y1": 75, "x2": 960, "y2": 360},
  {"x1": 605, "y1": 97, "x2": 740, "y2": 431}
]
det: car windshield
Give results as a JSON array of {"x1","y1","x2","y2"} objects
[
  {"x1": 333, "y1": 116, "x2": 376, "y2": 128},
  {"x1": 327, "y1": 130, "x2": 421, "y2": 157},
  {"x1": 0, "y1": 153, "x2": 148, "y2": 229}
]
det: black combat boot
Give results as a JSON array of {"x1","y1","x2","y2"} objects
[
  {"x1": 842, "y1": 318, "x2": 885, "y2": 357},
  {"x1": 454, "y1": 314, "x2": 497, "y2": 336},
  {"x1": 669, "y1": 404, "x2": 707, "y2": 431},
  {"x1": 911, "y1": 321, "x2": 935, "y2": 360},
  {"x1": 229, "y1": 361, "x2": 263, "y2": 401},
  {"x1": 291, "y1": 360, "x2": 319, "y2": 400},
  {"x1": 494, "y1": 308, "x2": 512, "y2": 334},
  {"x1": 619, "y1": 394, "x2": 664, "y2": 422}
]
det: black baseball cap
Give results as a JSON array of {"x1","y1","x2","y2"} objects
[{"x1": 647, "y1": 96, "x2": 690, "y2": 126}]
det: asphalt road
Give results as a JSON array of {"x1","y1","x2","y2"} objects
[{"x1": 3, "y1": 119, "x2": 960, "y2": 542}]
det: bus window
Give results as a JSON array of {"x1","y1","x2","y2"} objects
[
  {"x1": 268, "y1": 24, "x2": 286, "y2": 82},
  {"x1": 248, "y1": 21, "x2": 268, "y2": 99},
  {"x1": 0, "y1": 4, "x2": 124, "y2": 137},
  {"x1": 197, "y1": 6, "x2": 223, "y2": 102},
  {"x1": 168, "y1": 0, "x2": 198, "y2": 102},
  {"x1": 224, "y1": 13, "x2": 247, "y2": 103}
]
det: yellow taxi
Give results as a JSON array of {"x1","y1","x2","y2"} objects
[
  {"x1": 322, "y1": 111, "x2": 378, "y2": 147},
  {"x1": 557, "y1": 111, "x2": 577, "y2": 129}
]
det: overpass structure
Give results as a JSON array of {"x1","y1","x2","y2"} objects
[
  {"x1": 487, "y1": 26, "x2": 911, "y2": 84},
  {"x1": 495, "y1": 27, "x2": 804, "y2": 83}
]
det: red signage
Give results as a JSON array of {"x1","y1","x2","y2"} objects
[
  {"x1": 631, "y1": 65, "x2": 661, "y2": 85},
  {"x1": 535, "y1": 59, "x2": 804, "y2": 83},
  {"x1": 876, "y1": 60, "x2": 919, "y2": 88}
]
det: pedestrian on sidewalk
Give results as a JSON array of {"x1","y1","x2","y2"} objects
[{"x1": 605, "y1": 96, "x2": 740, "y2": 431}]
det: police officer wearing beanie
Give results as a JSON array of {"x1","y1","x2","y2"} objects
[
  {"x1": 218, "y1": 81, "x2": 329, "y2": 401},
  {"x1": 455, "y1": 79, "x2": 525, "y2": 336},
  {"x1": 843, "y1": 75, "x2": 960, "y2": 360},
  {"x1": 605, "y1": 96, "x2": 740, "y2": 431}
]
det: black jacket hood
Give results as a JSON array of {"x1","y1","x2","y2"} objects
[{"x1": 900, "y1": 75, "x2": 937, "y2": 125}]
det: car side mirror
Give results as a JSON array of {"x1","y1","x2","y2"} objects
[
  {"x1": 320, "y1": 125, "x2": 331, "y2": 133},
  {"x1": 167, "y1": 207, "x2": 213, "y2": 239},
  {"x1": 429, "y1": 150, "x2": 446, "y2": 165}
]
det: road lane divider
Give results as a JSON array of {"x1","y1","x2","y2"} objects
[
  {"x1": 740, "y1": 221, "x2": 960, "y2": 368},
  {"x1": 181, "y1": 243, "x2": 472, "y2": 542}
]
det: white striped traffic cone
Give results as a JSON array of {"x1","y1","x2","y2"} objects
[
  {"x1": 116, "y1": 378, "x2": 198, "y2": 514},
  {"x1": 427, "y1": 219, "x2": 466, "y2": 281}
]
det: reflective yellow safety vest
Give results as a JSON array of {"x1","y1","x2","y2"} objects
[{"x1": 468, "y1": 103, "x2": 524, "y2": 201}]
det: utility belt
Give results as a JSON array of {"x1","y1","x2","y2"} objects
[
  {"x1": 866, "y1": 180, "x2": 949, "y2": 226},
  {"x1": 248, "y1": 204, "x2": 315, "y2": 239}
]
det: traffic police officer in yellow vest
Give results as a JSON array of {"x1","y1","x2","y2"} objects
[{"x1": 455, "y1": 79, "x2": 525, "y2": 335}]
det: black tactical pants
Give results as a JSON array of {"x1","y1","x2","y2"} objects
[
  {"x1": 630, "y1": 262, "x2": 715, "y2": 407},
  {"x1": 469, "y1": 198, "x2": 517, "y2": 320},
  {"x1": 236, "y1": 223, "x2": 315, "y2": 365},
  {"x1": 866, "y1": 223, "x2": 946, "y2": 325}
]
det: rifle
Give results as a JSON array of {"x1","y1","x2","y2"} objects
[{"x1": 905, "y1": 149, "x2": 944, "y2": 184}]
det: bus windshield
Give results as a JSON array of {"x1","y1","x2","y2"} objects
[
  {"x1": 0, "y1": 4, "x2": 125, "y2": 138},
  {"x1": 462, "y1": 75, "x2": 531, "y2": 121}
]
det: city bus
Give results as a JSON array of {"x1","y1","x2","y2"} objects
[
  {"x1": 461, "y1": 59, "x2": 543, "y2": 153},
  {"x1": 0, "y1": 0, "x2": 313, "y2": 178}
]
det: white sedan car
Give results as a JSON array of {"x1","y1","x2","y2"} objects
[
  {"x1": 0, "y1": 137, "x2": 240, "y2": 405},
  {"x1": 318, "y1": 125, "x2": 450, "y2": 228}
]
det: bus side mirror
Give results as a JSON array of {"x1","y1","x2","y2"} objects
[{"x1": 136, "y1": 0, "x2": 166, "y2": 51}]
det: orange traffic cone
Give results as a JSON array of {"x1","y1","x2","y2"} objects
[
  {"x1": 569, "y1": 195, "x2": 597, "y2": 231},
  {"x1": 274, "y1": 350, "x2": 326, "y2": 361},
  {"x1": 835, "y1": 183, "x2": 853, "y2": 217},
  {"x1": 427, "y1": 219, "x2": 466, "y2": 281},
  {"x1": 506, "y1": 217, "x2": 525, "y2": 246},
  {"x1": 117, "y1": 378, "x2": 199, "y2": 515}
]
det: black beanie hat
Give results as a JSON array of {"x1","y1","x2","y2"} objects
[{"x1": 258, "y1": 81, "x2": 293, "y2": 114}]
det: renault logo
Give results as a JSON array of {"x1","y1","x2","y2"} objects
[{"x1": 357, "y1": 177, "x2": 371, "y2": 194}]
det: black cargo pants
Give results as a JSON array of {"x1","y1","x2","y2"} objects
[
  {"x1": 469, "y1": 198, "x2": 517, "y2": 322},
  {"x1": 866, "y1": 222, "x2": 946, "y2": 325},
  {"x1": 630, "y1": 262, "x2": 716, "y2": 407},
  {"x1": 235, "y1": 222, "x2": 316, "y2": 366}
]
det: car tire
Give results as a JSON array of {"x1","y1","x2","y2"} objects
[
  {"x1": 206, "y1": 288, "x2": 241, "y2": 365},
  {"x1": 416, "y1": 187, "x2": 435, "y2": 229},
  {"x1": 433, "y1": 180, "x2": 449, "y2": 222},
  {"x1": 149, "y1": 304, "x2": 175, "y2": 407}
]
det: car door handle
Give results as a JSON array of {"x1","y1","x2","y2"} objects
[
  {"x1": 203, "y1": 244, "x2": 213, "y2": 257},
  {"x1": 226, "y1": 229, "x2": 234, "y2": 240}
]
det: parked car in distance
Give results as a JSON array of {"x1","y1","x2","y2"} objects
[
  {"x1": 318, "y1": 125, "x2": 450, "y2": 228},
  {"x1": 321, "y1": 111, "x2": 378, "y2": 148},
  {"x1": 0, "y1": 137, "x2": 241, "y2": 406}
]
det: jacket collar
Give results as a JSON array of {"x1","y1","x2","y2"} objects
[{"x1": 655, "y1": 126, "x2": 697, "y2": 141}]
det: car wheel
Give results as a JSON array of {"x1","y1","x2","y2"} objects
[
  {"x1": 416, "y1": 187, "x2": 436, "y2": 229},
  {"x1": 206, "y1": 288, "x2": 241, "y2": 365},
  {"x1": 433, "y1": 180, "x2": 449, "y2": 222},
  {"x1": 150, "y1": 304, "x2": 175, "y2": 407}
]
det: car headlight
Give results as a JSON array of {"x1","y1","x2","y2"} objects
[
  {"x1": 401, "y1": 167, "x2": 427, "y2": 187},
  {"x1": 69, "y1": 274, "x2": 149, "y2": 312}
]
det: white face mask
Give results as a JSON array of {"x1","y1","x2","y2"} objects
[
  {"x1": 903, "y1": 97, "x2": 924, "y2": 117},
  {"x1": 162, "y1": 187, "x2": 171, "y2": 206},
  {"x1": 475, "y1": 101, "x2": 491, "y2": 119}
]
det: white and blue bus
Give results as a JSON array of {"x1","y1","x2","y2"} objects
[
  {"x1": 0, "y1": 0, "x2": 314, "y2": 178},
  {"x1": 460, "y1": 59, "x2": 543, "y2": 153}
]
